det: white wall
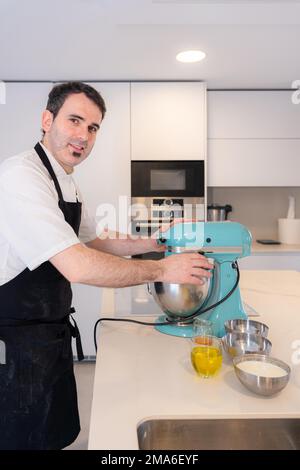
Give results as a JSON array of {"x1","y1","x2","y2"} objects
[{"x1": 0, "y1": 82, "x2": 52, "y2": 161}]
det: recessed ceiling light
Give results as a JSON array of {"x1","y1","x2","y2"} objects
[{"x1": 176, "y1": 50, "x2": 206, "y2": 63}]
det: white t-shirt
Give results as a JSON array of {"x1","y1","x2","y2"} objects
[{"x1": 0, "y1": 143, "x2": 97, "y2": 285}]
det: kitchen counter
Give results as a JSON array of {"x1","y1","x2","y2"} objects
[
  {"x1": 88, "y1": 271, "x2": 300, "y2": 450},
  {"x1": 251, "y1": 242, "x2": 300, "y2": 253}
]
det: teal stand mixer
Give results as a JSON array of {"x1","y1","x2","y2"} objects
[{"x1": 150, "y1": 221, "x2": 252, "y2": 338}]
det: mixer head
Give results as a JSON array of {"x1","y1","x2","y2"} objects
[{"x1": 158, "y1": 221, "x2": 252, "y2": 260}]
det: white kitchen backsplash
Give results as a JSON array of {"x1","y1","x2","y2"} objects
[{"x1": 208, "y1": 186, "x2": 300, "y2": 240}]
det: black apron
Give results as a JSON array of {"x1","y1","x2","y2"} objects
[{"x1": 0, "y1": 142, "x2": 84, "y2": 450}]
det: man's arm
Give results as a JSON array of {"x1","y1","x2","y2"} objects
[
  {"x1": 86, "y1": 233, "x2": 164, "y2": 256},
  {"x1": 85, "y1": 220, "x2": 191, "y2": 257},
  {"x1": 50, "y1": 243, "x2": 213, "y2": 288}
]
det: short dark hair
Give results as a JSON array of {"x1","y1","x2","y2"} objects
[{"x1": 46, "y1": 81, "x2": 106, "y2": 120}]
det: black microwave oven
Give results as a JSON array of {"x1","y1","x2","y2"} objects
[{"x1": 131, "y1": 160, "x2": 204, "y2": 198}]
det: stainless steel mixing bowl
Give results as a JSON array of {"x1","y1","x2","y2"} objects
[
  {"x1": 222, "y1": 332, "x2": 272, "y2": 359},
  {"x1": 224, "y1": 319, "x2": 269, "y2": 337},
  {"x1": 148, "y1": 278, "x2": 211, "y2": 321},
  {"x1": 233, "y1": 354, "x2": 290, "y2": 396}
]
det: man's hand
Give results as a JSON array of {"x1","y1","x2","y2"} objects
[{"x1": 157, "y1": 252, "x2": 214, "y2": 285}]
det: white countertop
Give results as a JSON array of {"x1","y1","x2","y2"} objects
[{"x1": 88, "y1": 271, "x2": 300, "y2": 450}]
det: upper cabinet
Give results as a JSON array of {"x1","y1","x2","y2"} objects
[
  {"x1": 208, "y1": 90, "x2": 300, "y2": 139},
  {"x1": 130, "y1": 82, "x2": 207, "y2": 161},
  {"x1": 207, "y1": 91, "x2": 300, "y2": 186},
  {"x1": 0, "y1": 82, "x2": 52, "y2": 162}
]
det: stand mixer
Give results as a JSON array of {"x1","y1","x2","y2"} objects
[{"x1": 149, "y1": 221, "x2": 252, "y2": 338}]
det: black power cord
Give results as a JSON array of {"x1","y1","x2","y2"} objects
[{"x1": 93, "y1": 261, "x2": 240, "y2": 353}]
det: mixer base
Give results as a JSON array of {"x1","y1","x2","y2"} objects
[{"x1": 155, "y1": 315, "x2": 195, "y2": 338}]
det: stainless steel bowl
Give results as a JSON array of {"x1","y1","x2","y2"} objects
[
  {"x1": 148, "y1": 279, "x2": 210, "y2": 321},
  {"x1": 222, "y1": 332, "x2": 272, "y2": 359},
  {"x1": 233, "y1": 354, "x2": 290, "y2": 396},
  {"x1": 224, "y1": 319, "x2": 269, "y2": 337}
]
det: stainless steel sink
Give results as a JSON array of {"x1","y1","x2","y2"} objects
[{"x1": 137, "y1": 418, "x2": 300, "y2": 450}]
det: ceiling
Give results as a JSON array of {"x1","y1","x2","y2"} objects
[{"x1": 1, "y1": 0, "x2": 300, "y2": 88}]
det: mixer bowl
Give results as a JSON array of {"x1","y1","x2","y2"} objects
[{"x1": 148, "y1": 278, "x2": 211, "y2": 321}]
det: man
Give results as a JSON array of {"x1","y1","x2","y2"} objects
[{"x1": 0, "y1": 82, "x2": 212, "y2": 450}]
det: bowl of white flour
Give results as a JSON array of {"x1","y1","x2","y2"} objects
[{"x1": 233, "y1": 354, "x2": 290, "y2": 396}]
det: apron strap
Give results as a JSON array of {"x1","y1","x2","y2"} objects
[
  {"x1": 34, "y1": 142, "x2": 65, "y2": 204},
  {"x1": 68, "y1": 311, "x2": 85, "y2": 362},
  {"x1": 0, "y1": 310, "x2": 85, "y2": 362}
]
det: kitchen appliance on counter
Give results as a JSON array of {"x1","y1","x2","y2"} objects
[
  {"x1": 207, "y1": 204, "x2": 232, "y2": 221},
  {"x1": 131, "y1": 161, "x2": 205, "y2": 249},
  {"x1": 148, "y1": 221, "x2": 252, "y2": 338}
]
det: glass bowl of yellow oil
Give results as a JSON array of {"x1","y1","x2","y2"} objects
[{"x1": 190, "y1": 336, "x2": 222, "y2": 378}]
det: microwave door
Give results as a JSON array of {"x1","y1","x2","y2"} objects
[{"x1": 131, "y1": 160, "x2": 204, "y2": 198}]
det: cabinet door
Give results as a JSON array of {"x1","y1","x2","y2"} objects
[
  {"x1": 0, "y1": 82, "x2": 52, "y2": 162},
  {"x1": 208, "y1": 90, "x2": 300, "y2": 139},
  {"x1": 72, "y1": 82, "x2": 131, "y2": 357},
  {"x1": 207, "y1": 139, "x2": 300, "y2": 186},
  {"x1": 131, "y1": 82, "x2": 206, "y2": 161},
  {"x1": 207, "y1": 90, "x2": 300, "y2": 186}
]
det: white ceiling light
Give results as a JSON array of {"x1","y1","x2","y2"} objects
[{"x1": 176, "y1": 50, "x2": 206, "y2": 63}]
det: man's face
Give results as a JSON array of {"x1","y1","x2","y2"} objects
[{"x1": 42, "y1": 93, "x2": 102, "y2": 173}]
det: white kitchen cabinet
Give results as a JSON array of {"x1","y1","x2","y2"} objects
[
  {"x1": 207, "y1": 139, "x2": 300, "y2": 186},
  {"x1": 72, "y1": 82, "x2": 131, "y2": 358},
  {"x1": 131, "y1": 82, "x2": 206, "y2": 161},
  {"x1": 0, "y1": 82, "x2": 52, "y2": 162},
  {"x1": 207, "y1": 90, "x2": 300, "y2": 186},
  {"x1": 208, "y1": 90, "x2": 300, "y2": 139}
]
